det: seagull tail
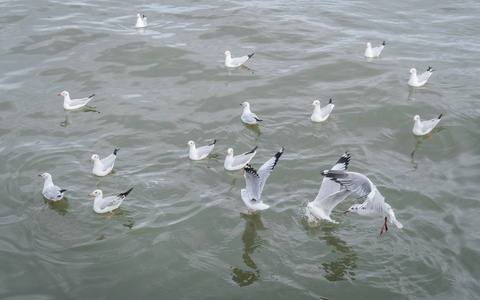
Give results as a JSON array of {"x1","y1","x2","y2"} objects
[{"x1": 392, "y1": 218, "x2": 403, "y2": 229}]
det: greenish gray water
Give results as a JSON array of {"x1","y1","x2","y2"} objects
[{"x1": 1, "y1": 0, "x2": 480, "y2": 299}]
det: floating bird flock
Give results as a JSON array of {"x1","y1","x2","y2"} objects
[{"x1": 39, "y1": 17, "x2": 445, "y2": 235}]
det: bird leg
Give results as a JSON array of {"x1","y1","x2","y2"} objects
[
  {"x1": 380, "y1": 217, "x2": 388, "y2": 235},
  {"x1": 107, "y1": 211, "x2": 115, "y2": 220}
]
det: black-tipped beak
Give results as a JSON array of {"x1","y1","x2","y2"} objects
[{"x1": 344, "y1": 210, "x2": 350, "y2": 214}]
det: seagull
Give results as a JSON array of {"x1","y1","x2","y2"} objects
[
  {"x1": 413, "y1": 114, "x2": 442, "y2": 136},
  {"x1": 306, "y1": 152, "x2": 352, "y2": 223},
  {"x1": 241, "y1": 147, "x2": 284, "y2": 213},
  {"x1": 224, "y1": 146, "x2": 258, "y2": 171},
  {"x1": 310, "y1": 99, "x2": 334, "y2": 122},
  {"x1": 364, "y1": 41, "x2": 387, "y2": 58},
  {"x1": 322, "y1": 170, "x2": 403, "y2": 235},
  {"x1": 38, "y1": 173, "x2": 66, "y2": 203},
  {"x1": 90, "y1": 149, "x2": 119, "y2": 176},
  {"x1": 408, "y1": 67, "x2": 434, "y2": 87},
  {"x1": 88, "y1": 187, "x2": 133, "y2": 219},
  {"x1": 58, "y1": 91, "x2": 95, "y2": 110},
  {"x1": 187, "y1": 139, "x2": 217, "y2": 160},
  {"x1": 224, "y1": 51, "x2": 254, "y2": 68},
  {"x1": 135, "y1": 14, "x2": 147, "y2": 28},
  {"x1": 240, "y1": 102, "x2": 262, "y2": 125}
]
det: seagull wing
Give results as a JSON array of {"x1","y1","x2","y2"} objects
[
  {"x1": 313, "y1": 152, "x2": 350, "y2": 204},
  {"x1": 323, "y1": 170, "x2": 374, "y2": 198}
]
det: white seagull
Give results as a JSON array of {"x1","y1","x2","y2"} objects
[
  {"x1": 323, "y1": 170, "x2": 403, "y2": 235},
  {"x1": 241, "y1": 147, "x2": 284, "y2": 213},
  {"x1": 39, "y1": 173, "x2": 66, "y2": 203},
  {"x1": 408, "y1": 67, "x2": 434, "y2": 87},
  {"x1": 187, "y1": 139, "x2": 217, "y2": 160},
  {"x1": 310, "y1": 99, "x2": 334, "y2": 122},
  {"x1": 135, "y1": 14, "x2": 147, "y2": 28},
  {"x1": 90, "y1": 149, "x2": 119, "y2": 176},
  {"x1": 364, "y1": 41, "x2": 387, "y2": 58},
  {"x1": 413, "y1": 114, "x2": 442, "y2": 136},
  {"x1": 88, "y1": 187, "x2": 133, "y2": 219},
  {"x1": 224, "y1": 146, "x2": 258, "y2": 171},
  {"x1": 240, "y1": 102, "x2": 262, "y2": 125},
  {"x1": 306, "y1": 152, "x2": 352, "y2": 223},
  {"x1": 224, "y1": 51, "x2": 254, "y2": 68},
  {"x1": 58, "y1": 91, "x2": 95, "y2": 110}
]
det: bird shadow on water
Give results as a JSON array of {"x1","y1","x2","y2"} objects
[
  {"x1": 60, "y1": 107, "x2": 100, "y2": 127},
  {"x1": 242, "y1": 122, "x2": 262, "y2": 139},
  {"x1": 231, "y1": 213, "x2": 266, "y2": 287},
  {"x1": 302, "y1": 219, "x2": 358, "y2": 282},
  {"x1": 45, "y1": 197, "x2": 69, "y2": 216},
  {"x1": 410, "y1": 127, "x2": 445, "y2": 171}
]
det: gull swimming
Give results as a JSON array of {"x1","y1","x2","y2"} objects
[
  {"x1": 241, "y1": 147, "x2": 284, "y2": 213},
  {"x1": 240, "y1": 102, "x2": 262, "y2": 125},
  {"x1": 310, "y1": 99, "x2": 334, "y2": 122},
  {"x1": 187, "y1": 139, "x2": 217, "y2": 160},
  {"x1": 224, "y1": 146, "x2": 258, "y2": 171},
  {"x1": 88, "y1": 187, "x2": 133, "y2": 219},
  {"x1": 306, "y1": 152, "x2": 352, "y2": 223},
  {"x1": 135, "y1": 14, "x2": 147, "y2": 28},
  {"x1": 364, "y1": 41, "x2": 387, "y2": 58},
  {"x1": 90, "y1": 149, "x2": 119, "y2": 176},
  {"x1": 224, "y1": 51, "x2": 254, "y2": 68},
  {"x1": 39, "y1": 173, "x2": 66, "y2": 203},
  {"x1": 58, "y1": 91, "x2": 95, "y2": 110},
  {"x1": 413, "y1": 114, "x2": 442, "y2": 136},
  {"x1": 408, "y1": 67, "x2": 434, "y2": 87},
  {"x1": 323, "y1": 170, "x2": 403, "y2": 235}
]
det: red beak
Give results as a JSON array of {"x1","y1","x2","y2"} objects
[
  {"x1": 344, "y1": 210, "x2": 350, "y2": 214},
  {"x1": 38, "y1": 174, "x2": 42, "y2": 177},
  {"x1": 58, "y1": 94, "x2": 62, "y2": 96}
]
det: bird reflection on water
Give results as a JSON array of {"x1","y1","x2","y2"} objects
[
  {"x1": 231, "y1": 213, "x2": 266, "y2": 287},
  {"x1": 304, "y1": 223, "x2": 357, "y2": 282}
]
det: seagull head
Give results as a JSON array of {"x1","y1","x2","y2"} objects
[
  {"x1": 366, "y1": 42, "x2": 371, "y2": 48},
  {"x1": 186, "y1": 141, "x2": 195, "y2": 147},
  {"x1": 88, "y1": 189, "x2": 102, "y2": 197},
  {"x1": 58, "y1": 91, "x2": 69, "y2": 97},
  {"x1": 137, "y1": 13, "x2": 141, "y2": 18},
  {"x1": 310, "y1": 100, "x2": 320, "y2": 107},
  {"x1": 413, "y1": 115, "x2": 420, "y2": 122},
  {"x1": 408, "y1": 68, "x2": 417, "y2": 75},
  {"x1": 38, "y1": 173, "x2": 51, "y2": 179},
  {"x1": 89, "y1": 154, "x2": 99, "y2": 161},
  {"x1": 226, "y1": 148, "x2": 233, "y2": 156},
  {"x1": 240, "y1": 101, "x2": 250, "y2": 108},
  {"x1": 224, "y1": 51, "x2": 231, "y2": 56},
  {"x1": 345, "y1": 204, "x2": 361, "y2": 214}
]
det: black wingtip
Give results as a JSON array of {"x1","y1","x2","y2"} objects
[
  {"x1": 60, "y1": 189, "x2": 67, "y2": 193},
  {"x1": 209, "y1": 139, "x2": 218, "y2": 146},
  {"x1": 275, "y1": 147, "x2": 285, "y2": 158},
  {"x1": 89, "y1": 94, "x2": 95, "y2": 98},
  {"x1": 244, "y1": 164, "x2": 259, "y2": 178},
  {"x1": 382, "y1": 41, "x2": 387, "y2": 46},
  {"x1": 119, "y1": 187, "x2": 134, "y2": 197},
  {"x1": 248, "y1": 53, "x2": 254, "y2": 59},
  {"x1": 438, "y1": 113, "x2": 443, "y2": 119},
  {"x1": 143, "y1": 15, "x2": 146, "y2": 18},
  {"x1": 427, "y1": 66, "x2": 434, "y2": 72},
  {"x1": 113, "y1": 148, "x2": 120, "y2": 155},
  {"x1": 329, "y1": 98, "x2": 333, "y2": 104},
  {"x1": 254, "y1": 117, "x2": 263, "y2": 122},
  {"x1": 335, "y1": 151, "x2": 351, "y2": 170},
  {"x1": 246, "y1": 146, "x2": 258, "y2": 155}
]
